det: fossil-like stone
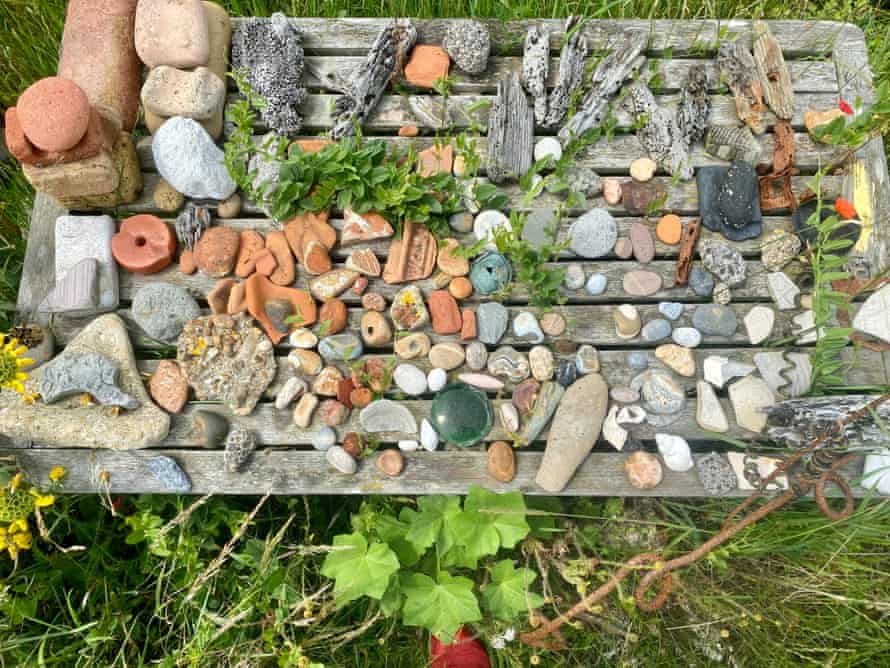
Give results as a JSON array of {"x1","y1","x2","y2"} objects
[
  {"x1": 224, "y1": 422, "x2": 255, "y2": 473},
  {"x1": 704, "y1": 125, "x2": 762, "y2": 164},
  {"x1": 39, "y1": 352, "x2": 139, "y2": 409},
  {"x1": 487, "y1": 346, "x2": 530, "y2": 383},
  {"x1": 148, "y1": 455, "x2": 191, "y2": 492},
  {"x1": 696, "y1": 452, "x2": 737, "y2": 496}
]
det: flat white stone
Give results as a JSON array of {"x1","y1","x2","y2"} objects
[
  {"x1": 602, "y1": 405, "x2": 627, "y2": 450},
  {"x1": 534, "y1": 136, "x2": 563, "y2": 162},
  {"x1": 473, "y1": 210, "x2": 511, "y2": 250},
  {"x1": 703, "y1": 355, "x2": 755, "y2": 389},
  {"x1": 728, "y1": 375, "x2": 775, "y2": 433},
  {"x1": 360, "y1": 400, "x2": 417, "y2": 434},
  {"x1": 655, "y1": 433, "x2": 694, "y2": 472},
  {"x1": 617, "y1": 405, "x2": 646, "y2": 425},
  {"x1": 726, "y1": 451, "x2": 788, "y2": 490},
  {"x1": 853, "y1": 284, "x2": 890, "y2": 344},
  {"x1": 766, "y1": 271, "x2": 800, "y2": 310},
  {"x1": 696, "y1": 380, "x2": 728, "y2": 432},
  {"x1": 744, "y1": 305, "x2": 775, "y2": 344},
  {"x1": 393, "y1": 364, "x2": 427, "y2": 396},
  {"x1": 427, "y1": 367, "x2": 448, "y2": 392},
  {"x1": 792, "y1": 310, "x2": 819, "y2": 344},
  {"x1": 398, "y1": 439, "x2": 420, "y2": 451},
  {"x1": 861, "y1": 449, "x2": 890, "y2": 495},
  {"x1": 420, "y1": 418, "x2": 439, "y2": 452}
]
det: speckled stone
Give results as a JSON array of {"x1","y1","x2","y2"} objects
[
  {"x1": 132, "y1": 281, "x2": 201, "y2": 342},
  {"x1": 625, "y1": 451, "x2": 663, "y2": 489},
  {"x1": 623, "y1": 270, "x2": 663, "y2": 297},
  {"x1": 632, "y1": 370, "x2": 686, "y2": 415},
  {"x1": 529, "y1": 345, "x2": 555, "y2": 381},
  {"x1": 569, "y1": 208, "x2": 617, "y2": 258},
  {"x1": 699, "y1": 239, "x2": 747, "y2": 287},
  {"x1": 641, "y1": 318, "x2": 672, "y2": 342},
  {"x1": 689, "y1": 265, "x2": 714, "y2": 297},
  {"x1": 696, "y1": 452, "x2": 738, "y2": 496},
  {"x1": 556, "y1": 359, "x2": 577, "y2": 387},
  {"x1": 564, "y1": 264, "x2": 585, "y2": 289},
  {"x1": 692, "y1": 304, "x2": 738, "y2": 337}
]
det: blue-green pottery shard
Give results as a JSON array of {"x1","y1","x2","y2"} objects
[{"x1": 469, "y1": 251, "x2": 512, "y2": 295}]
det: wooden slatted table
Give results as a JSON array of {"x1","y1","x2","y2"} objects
[{"x1": 5, "y1": 19, "x2": 890, "y2": 495}]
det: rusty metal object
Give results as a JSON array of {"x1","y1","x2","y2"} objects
[
  {"x1": 674, "y1": 216, "x2": 701, "y2": 285},
  {"x1": 758, "y1": 120, "x2": 798, "y2": 211},
  {"x1": 520, "y1": 391, "x2": 890, "y2": 650}
]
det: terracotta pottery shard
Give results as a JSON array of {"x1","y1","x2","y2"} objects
[
  {"x1": 382, "y1": 220, "x2": 437, "y2": 284},
  {"x1": 245, "y1": 273, "x2": 317, "y2": 344},
  {"x1": 675, "y1": 216, "x2": 701, "y2": 286},
  {"x1": 341, "y1": 208, "x2": 394, "y2": 245},
  {"x1": 753, "y1": 21, "x2": 794, "y2": 121},
  {"x1": 417, "y1": 144, "x2": 454, "y2": 177},
  {"x1": 235, "y1": 230, "x2": 265, "y2": 278},
  {"x1": 283, "y1": 211, "x2": 336, "y2": 275},
  {"x1": 717, "y1": 41, "x2": 767, "y2": 135}
]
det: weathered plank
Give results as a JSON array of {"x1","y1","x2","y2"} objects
[
  {"x1": 16, "y1": 193, "x2": 66, "y2": 323},
  {"x1": 297, "y1": 56, "x2": 839, "y2": 94},
  {"x1": 240, "y1": 19, "x2": 850, "y2": 58},
  {"x1": 4, "y1": 448, "x2": 871, "y2": 497},
  {"x1": 53, "y1": 303, "x2": 805, "y2": 349},
  {"x1": 137, "y1": 132, "x2": 845, "y2": 175},
  {"x1": 128, "y1": 173, "x2": 845, "y2": 217},
  {"x1": 119, "y1": 260, "x2": 778, "y2": 304},
  {"x1": 229, "y1": 91, "x2": 837, "y2": 133}
]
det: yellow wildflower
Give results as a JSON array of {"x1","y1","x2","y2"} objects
[
  {"x1": 0, "y1": 333, "x2": 33, "y2": 395},
  {"x1": 29, "y1": 489, "x2": 55, "y2": 507},
  {"x1": 12, "y1": 530, "x2": 31, "y2": 549},
  {"x1": 9, "y1": 518, "x2": 28, "y2": 533},
  {"x1": 49, "y1": 466, "x2": 67, "y2": 482}
]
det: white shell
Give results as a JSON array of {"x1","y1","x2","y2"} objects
[
  {"x1": 602, "y1": 405, "x2": 627, "y2": 450},
  {"x1": 534, "y1": 137, "x2": 563, "y2": 162}
]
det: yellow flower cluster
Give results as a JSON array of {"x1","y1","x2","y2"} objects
[
  {"x1": 0, "y1": 468, "x2": 63, "y2": 560},
  {"x1": 0, "y1": 333, "x2": 34, "y2": 395}
]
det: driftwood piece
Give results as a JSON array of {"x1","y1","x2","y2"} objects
[
  {"x1": 767, "y1": 395, "x2": 890, "y2": 447},
  {"x1": 329, "y1": 19, "x2": 417, "y2": 139},
  {"x1": 542, "y1": 16, "x2": 588, "y2": 130},
  {"x1": 487, "y1": 73, "x2": 534, "y2": 183},
  {"x1": 758, "y1": 119, "x2": 798, "y2": 211},
  {"x1": 625, "y1": 82, "x2": 692, "y2": 180},
  {"x1": 522, "y1": 25, "x2": 550, "y2": 125},
  {"x1": 675, "y1": 216, "x2": 701, "y2": 285},
  {"x1": 676, "y1": 63, "x2": 711, "y2": 147},
  {"x1": 753, "y1": 20, "x2": 794, "y2": 121},
  {"x1": 717, "y1": 40, "x2": 767, "y2": 134},
  {"x1": 558, "y1": 30, "x2": 648, "y2": 142}
]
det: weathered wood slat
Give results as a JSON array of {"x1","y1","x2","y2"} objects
[
  {"x1": 16, "y1": 193, "x2": 66, "y2": 322},
  {"x1": 4, "y1": 448, "x2": 871, "y2": 496},
  {"x1": 296, "y1": 56, "x2": 839, "y2": 94},
  {"x1": 136, "y1": 132, "x2": 845, "y2": 174},
  {"x1": 227, "y1": 91, "x2": 836, "y2": 133},
  {"x1": 118, "y1": 260, "x2": 778, "y2": 304},
  {"x1": 53, "y1": 303, "x2": 803, "y2": 349},
  {"x1": 239, "y1": 19, "x2": 849, "y2": 58},
  {"x1": 134, "y1": 215, "x2": 797, "y2": 259},
  {"x1": 127, "y1": 173, "x2": 844, "y2": 217}
]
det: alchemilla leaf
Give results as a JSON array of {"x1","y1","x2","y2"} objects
[
  {"x1": 481, "y1": 560, "x2": 545, "y2": 621},
  {"x1": 401, "y1": 572, "x2": 481, "y2": 639},
  {"x1": 320, "y1": 533, "x2": 400, "y2": 604}
]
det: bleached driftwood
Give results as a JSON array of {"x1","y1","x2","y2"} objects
[
  {"x1": 487, "y1": 73, "x2": 534, "y2": 184},
  {"x1": 624, "y1": 82, "x2": 693, "y2": 181},
  {"x1": 328, "y1": 19, "x2": 417, "y2": 139},
  {"x1": 717, "y1": 40, "x2": 767, "y2": 134},
  {"x1": 676, "y1": 63, "x2": 711, "y2": 147},
  {"x1": 767, "y1": 396, "x2": 890, "y2": 448},
  {"x1": 558, "y1": 30, "x2": 648, "y2": 142},
  {"x1": 522, "y1": 25, "x2": 550, "y2": 125},
  {"x1": 753, "y1": 20, "x2": 794, "y2": 121},
  {"x1": 542, "y1": 16, "x2": 588, "y2": 130}
]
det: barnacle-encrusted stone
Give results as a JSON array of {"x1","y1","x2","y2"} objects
[
  {"x1": 231, "y1": 12, "x2": 307, "y2": 135},
  {"x1": 443, "y1": 20, "x2": 490, "y2": 74},
  {"x1": 224, "y1": 422, "x2": 256, "y2": 473},
  {"x1": 695, "y1": 452, "x2": 737, "y2": 496},
  {"x1": 147, "y1": 455, "x2": 192, "y2": 492}
]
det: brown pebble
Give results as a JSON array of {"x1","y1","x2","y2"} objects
[
  {"x1": 614, "y1": 238, "x2": 634, "y2": 259},
  {"x1": 629, "y1": 222, "x2": 655, "y2": 264},
  {"x1": 553, "y1": 339, "x2": 578, "y2": 355},
  {"x1": 449, "y1": 276, "x2": 473, "y2": 300},
  {"x1": 319, "y1": 299, "x2": 348, "y2": 335},
  {"x1": 353, "y1": 276, "x2": 369, "y2": 295},
  {"x1": 349, "y1": 387, "x2": 373, "y2": 408},
  {"x1": 376, "y1": 449, "x2": 405, "y2": 477},
  {"x1": 361, "y1": 311, "x2": 393, "y2": 346},
  {"x1": 148, "y1": 360, "x2": 188, "y2": 413},
  {"x1": 398, "y1": 125, "x2": 420, "y2": 137},
  {"x1": 337, "y1": 378, "x2": 355, "y2": 408},
  {"x1": 540, "y1": 312, "x2": 566, "y2": 337},
  {"x1": 342, "y1": 432, "x2": 363, "y2": 458},
  {"x1": 179, "y1": 249, "x2": 197, "y2": 275},
  {"x1": 487, "y1": 441, "x2": 516, "y2": 482},
  {"x1": 625, "y1": 451, "x2": 663, "y2": 489}
]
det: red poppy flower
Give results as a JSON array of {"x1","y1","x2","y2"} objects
[
  {"x1": 834, "y1": 197, "x2": 857, "y2": 220},
  {"x1": 839, "y1": 99, "x2": 854, "y2": 116},
  {"x1": 430, "y1": 627, "x2": 491, "y2": 668}
]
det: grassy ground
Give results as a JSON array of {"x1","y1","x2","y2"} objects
[{"x1": 1, "y1": 1, "x2": 889, "y2": 666}]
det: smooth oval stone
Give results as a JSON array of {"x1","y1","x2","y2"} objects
[
  {"x1": 488, "y1": 346, "x2": 530, "y2": 382},
  {"x1": 318, "y1": 333, "x2": 363, "y2": 361},
  {"x1": 633, "y1": 370, "x2": 686, "y2": 415},
  {"x1": 529, "y1": 345, "x2": 555, "y2": 381},
  {"x1": 289, "y1": 328, "x2": 318, "y2": 349},
  {"x1": 513, "y1": 311, "x2": 544, "y2": 344},
  {"x1": 429, "y1": 342, "x2": 466, "y2": 370},
  {"x1": 658, "y1": 301, "x2": 684, "y2": 321},
  {"x1": 689, "y1": 265, "x2": 714, "y2": 296},
  {"x1": 360, "y1": 400, "x2": 418, "y2": 434},
  {"x1": 465, "y1": 340, "x2": 489, "y2": 370},
  {"x1": 487, "y1": 441, "x2": 516, "y2": 482},
  {"x1": 655, "y1": 434, "x2": 694, "y2": 472},
  {"x1": 614, "y1": 237, "x2": 634, "y2": 259},
  {"x1": 610, "y1": 387, "x2": 640, "y2": 403},
  {"x1": 449, "y1": 211, "x2": 474, "y2": 233},
  {"x1": 627, "y1": 351, "x2": 649, "y2": 370},
  {"x1": 430, "y1": 383, "x2": 494, "y2": 447},
  {"x1": 564, "y1": 263, "x2": 585, "y2": 289},
  {"x1": 672, "y1": 327, "x2": 702, "y2": 347},
  {"x1": 476, "y1": 301, "x2": 509, "y2": 345},
  {"x1": 427, "y1": 367, "x2": 448, "y2": 392},
  {"x1": 517, "y1": 381, "x2": 563, "y2": 444},
  {"x1": 394, "y1": 332, "x2": 432, "y2": 359},
  {"x1": 457, "y1": 373, "x2": 504, "y2": 391},
  {"x1": 540, "y1": 312, "x2": 566, "y2": 336},
  {"x1": 474, "y1": 210, "x2": 511, "y2": 248},
  {"x1": 522, "y1": 208, "x2": 558, "y2": 250},
  {"x1": 585, "y1": 273, "x2": 608, "y2": 295},
  {"x1": 623, "y1": 270, "x2": 663, "y2": 297},
  {"x1": 569, "y1": 208, "x2": 617, "y2": 258},
  {"x1": 630, "y1": 222, "x2": 655, "y2": 263},
  {"x1": 311, "y1": 426, "x2": 337, "y2": 451},
  {"x1": 625, "y1": 451, "x2": 663, "y2": 489},
  {"x1": 692, "y1": 304, "x2": 738, "y2": 337},
  {"x1": 575, "y1": 344, "x2": 599, "y2": 374},
  {"x1": 470, "y1": 251, "x2": 512, "y2": 294},
  {"x1": 556, "y1": 358, "x2": 577, "y2": 387},
  {"x1": 641, "y1": 318, "x2": 672, "y2": 342},
  {"x1": 499, "y1": 403, "x2": 520, "y2": 433},
  {"x1": 326, "y1": 446, "x2": 357, "y2": 474},
  {"x1": 393, "y1": 364, "x2": 428, "y2": 396},
  {"x1": 376, "y1": 449, "x2": 405, "y2": 476}
]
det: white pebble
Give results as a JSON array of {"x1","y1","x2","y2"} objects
[
  {"x1": 655, "y1": 434, "x2": 694, "y2": 472},
  {"x1": 427, "y1": 367, "x2": 448, "y2": 392},
  {"x1": 393, "y1": 364, "x2": 427, "y2": 396},
  {"x1": 473, "y1": 210, "x2": 511, "y2": 250},
  {"x1": 398, "y1": 440, "x2": 420, "y2": 452},
  {"x1": 274, "y1": 376, "x2": 307, "y2": 410},
  {"x1": 534, "y1": 137, "x2": 563, "y2": 163},
  {"x1": 420, "y1": 418, "x2": 439, "y2": 451}
]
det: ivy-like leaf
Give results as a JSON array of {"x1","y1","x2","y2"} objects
[
  {"x1": 399, "y1": 496, "x2": 461, "y2": 554},
  {"x1": 463, "y1": 487, "x2": 530, "y2": 549},
  {"x1": 401, "y1": 572, "x2": 481, "y2": 639},
  {"x1": 481, "y1": 560, "x2": 546, "y2": 621},
  {"x1": 320, "y1": 533, "x2": 400, "y2": 604}
]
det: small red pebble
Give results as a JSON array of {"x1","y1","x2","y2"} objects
[
  {"x1": 430, "y1": 627, "x2": 491, "y2": 668},
  {"x1": 834, "y1": 197, "x2": 857, "y2": 220}
]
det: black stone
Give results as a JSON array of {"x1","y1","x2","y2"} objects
[
  {"x1": 697, "y1": 161, "x2": 763, "y2": 241},
  {"x1": 556, "y1": 359, "x2": 577, "y2": 387},
  {"x1": 792, "y1": 198, "x2": 860, "y2": 254}
]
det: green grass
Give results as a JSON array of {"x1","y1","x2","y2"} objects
[{"x1": 1, "y1": 1, "x2": 889, "y2": 666}]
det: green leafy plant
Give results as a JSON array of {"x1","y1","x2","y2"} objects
[
  {"x1": 489, "y1": 211, "x2": 570, "y2": 309},
  {"x1": 320, "y1": 487, "x2": 543, "y2": 640},
  {"x1": 813, "y1": 82, "x2": 890, "y2": 148}
]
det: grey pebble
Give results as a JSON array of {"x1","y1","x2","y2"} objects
[
  {"x1": 692, "y1": 304, "x2": 738, "y2": 337},
  {"x1": 672, "y1": 327, "x2": 702, "y2": 348},
  {"x1": 658, "y1": 301, "x2": 684, "y2": 321},
  {"x1": 641, "y1": 318, "x2": 672, "y2": 342},
  {"x1": 689, "y1": 266, "x2": 714, "y2": 297}
]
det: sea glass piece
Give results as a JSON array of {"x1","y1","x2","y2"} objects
[{"x1": 430, "y1": 382, "x2": 494, "y2": 447}]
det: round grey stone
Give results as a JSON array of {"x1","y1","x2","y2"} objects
[
  {"x1": 658, "y1": 301, "x2": 684, "y2": 321},
  {"x1": 311, "y1": 426, "x2": 337, "y2": 451},
  {"x1": 632, "y1": 370, "x2": 686, "y2": 415},
  {"x1": 692, "y1": 304, "x2": 738, "y2": 337},
  {"x1": 326, "y1": 445, "x2": 357, "y2": 474},
  {"x1": 585, "y1": 273, "x2": 608, "y2": 295},
  {"x1": 563, "y1": 165, "x2": 603, "y2": 197},
  {"x1": 152, "y1": 117, "x2": 236, "y2": 200},
  {"x1": 672, "y1": 327, "x2": 702, "y2": 348},
  {"x1": 689, "y1": 265, "x2": 715, "y2": 297},
  {"x1": 132, "y1": 282, "x2": 201, "y2": 342},
  {"x1": 641, "y1": 318, "x2": 672, "y2": 342},
  {"x1": 569, "y1": 208, "x2": 617, "y2": 258},
  {"x1": 564, "y1": 264, "x2": 586, "y2": 290}
]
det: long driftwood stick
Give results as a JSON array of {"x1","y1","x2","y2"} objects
[
  {"x1": 329, "y1": 19, "x2": 417, "y2": 139},
  {"x1": 522, "y1": 25, "x2": 550, "y2": 125},
  {"x1": 718, "y1": 40, "x2": 768, "y2": 134},
  {"x1": 676, "y1": 63, "x2": 711, "y2": 148},
  {"x1": 487, "y1": 73, "x2": 534, "y2": 184},
  {"x1": 558, "y1": 30, "x2": 648, "y2": 142},
  {"x1": 753, "y1": 20, "x2": 794, "y2": 121},
  {"x1": 624, "y1": 81, "x2": 693, "y2": 180},
  {"x1": 542, "y1": 16, "x2": 588, "y2": 130}
]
